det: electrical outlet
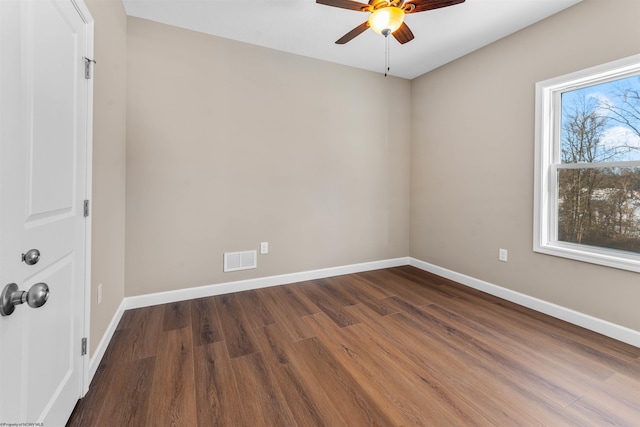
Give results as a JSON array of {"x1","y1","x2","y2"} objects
[
  {"x1": 97, "y1": 283, "x2": 103, "y2": 305},
  {"x1": 260, "y1": 242, "x2": 269, "y2": 254},
  {"x1": 499, "y1": 249, "x2": 508, "y2": 262}
]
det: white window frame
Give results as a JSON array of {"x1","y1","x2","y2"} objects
[{"x1": 534, "y1": 54, "x2": 640, "y2": 273}]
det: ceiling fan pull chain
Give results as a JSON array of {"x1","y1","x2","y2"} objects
[{"x1": 384, "y1": 33, "x2": 390, "y2": 76}]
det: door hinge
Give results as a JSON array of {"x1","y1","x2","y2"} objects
[
  {"x1": 84, "y1": 199, "x2": 90, "y2": 217},
  {"x1": 81, "y1": 337, "x2": 87, "y2": 356},
  {"x1": 84, "y1": 57, "x2": 96, "y2": 79}
]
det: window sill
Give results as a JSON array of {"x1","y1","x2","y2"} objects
[{"x1": 534, "y1": 242, "x2": 640, "y2": 273}]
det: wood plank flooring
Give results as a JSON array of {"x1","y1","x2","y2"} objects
[{"x1": 67, "y1": 266, "x2": 640, "y2": 426}]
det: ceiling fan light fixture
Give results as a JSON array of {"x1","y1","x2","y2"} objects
[{"x1": 368, "y1": 7, "x2": 404, "y2": 35}]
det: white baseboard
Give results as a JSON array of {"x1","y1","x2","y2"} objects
[
  {"x1": 409, "y1": 257, "x2": 640, "y2": 348},
  {"x1": 124, "y1": 257, "x2": 410, "y2": 310},
  {"x1": 87, "y1": 298, "x2": 126, "y2": 389}
]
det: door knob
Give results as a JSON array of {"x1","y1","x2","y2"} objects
[
  {"x1": 0, "y1": 282, "x2": 50, "y2": 316},
  {"x1": 22, "y1": 249, "x2": 41, "y2": 265}
]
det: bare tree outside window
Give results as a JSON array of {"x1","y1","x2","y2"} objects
[{"x1": 558, "y1": 75, "x2": 640, "y2": 254}]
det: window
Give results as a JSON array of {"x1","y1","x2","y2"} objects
[{"x1": 534, "y1": 55, "x2": 640, "y2": 272}]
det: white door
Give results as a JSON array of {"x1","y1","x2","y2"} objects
[{"x1": 0, "y1": 0, "x2": 91, "y2": 425}]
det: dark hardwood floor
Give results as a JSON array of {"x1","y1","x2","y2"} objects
[{"x1": 67, "y1": 266, "x2": 640, "y2": 426}]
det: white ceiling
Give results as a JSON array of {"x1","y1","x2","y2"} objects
[{"x1": 122, "y1": 0, "x2": 583, "y2": 80}]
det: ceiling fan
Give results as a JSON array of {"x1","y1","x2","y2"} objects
[{"x1": 317, "y1": 0, "x2": 466, "y2": 45}]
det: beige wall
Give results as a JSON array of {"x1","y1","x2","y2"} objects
[
  {"x1": 85, "y1": 0, "x2": 127, "y2": 355},
  {"x1": 411, "y1": 0, "x2": 640, "y2": 331},
  {"x1": 125, "y1": 18, "x2": 411, "y2": 296}
]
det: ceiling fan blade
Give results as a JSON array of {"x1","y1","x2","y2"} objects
[
  {"x1": 392, "y1": 22, "x2": 415, "y2": 44},
  {"x1": 335, "y1": 21, "x2": 370, "y2": 44},
  {"x1": 406, "y1": 0, "x2": 465, "y2": 13},
  {"x1": 316, "y1": 0, "x2": 370, "y2": 12}
]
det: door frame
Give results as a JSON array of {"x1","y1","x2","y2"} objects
[{"x1": 71, "y1": 0, "x2": 94, "y2": 397}]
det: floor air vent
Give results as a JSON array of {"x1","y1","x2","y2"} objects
[{"x1": 223, "y1": 250, "x2": 257, "y2": 272}]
